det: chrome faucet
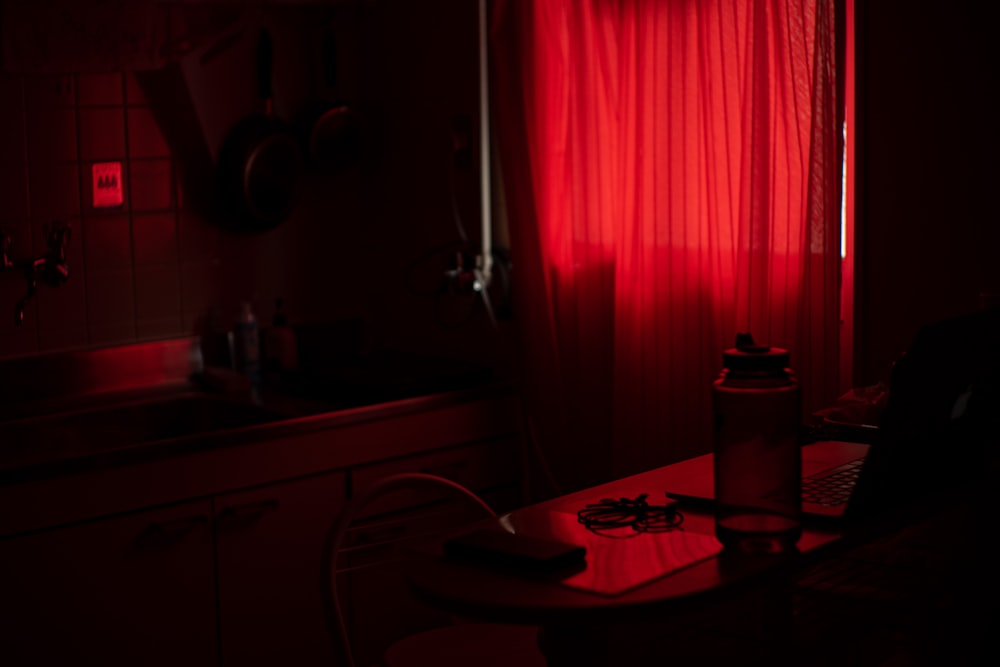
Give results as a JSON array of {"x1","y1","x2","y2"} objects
[{"x1": 1, "y1": 221, "x2": 72, "y2": 326}]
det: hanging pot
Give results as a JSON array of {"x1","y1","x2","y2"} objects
[
  {"x1": 298, "y1": 24, "x2": 358, "y2": 170},
  {"x1": 217, "y1": 27, "x2": 303, "y2": 232}
]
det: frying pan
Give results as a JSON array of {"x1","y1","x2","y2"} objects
[
  {"x1": 217, "y1": 28, "x2": 303, "y2": 232},
  {"x1": 298, "y1": 25, "x2": 358, "y2": 170}
]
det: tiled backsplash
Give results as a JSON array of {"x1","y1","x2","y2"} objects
[
  {"x1": 2, "y1": 71, "x2": 199, "y2": 355},
  {"x1": 0, "y1": 73, "x2": 229, "y2": 356},
  {"x1": 0, "y1": 0, "x2": 495, "y2": 369},
  {"x1": 0, "y1": 66, "x2": 371, "y2": 361}
]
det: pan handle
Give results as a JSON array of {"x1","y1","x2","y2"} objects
[
  {"x1": 322, "y1": 26, "x2": 338, "y2": 90},
  {"x1": 255, "y1": 28, "x2": 274, "y2": 103}
]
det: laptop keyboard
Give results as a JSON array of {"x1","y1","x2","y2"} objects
[{"x1": 802, "y1": 457, "x2": 865, "y2": 506}]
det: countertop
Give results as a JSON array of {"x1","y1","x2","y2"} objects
[{"x1": 0, "y1": 340, "x2": 506, "y2": 486}]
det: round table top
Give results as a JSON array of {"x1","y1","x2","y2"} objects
[{"x1": 404, "y1": 467, "x2": 844, "y2": 626}]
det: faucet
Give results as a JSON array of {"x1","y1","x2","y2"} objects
[{"x1": 1, "y1": 221, "x2": 72, "y2": 326}]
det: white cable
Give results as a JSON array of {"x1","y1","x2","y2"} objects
[
  {"x1": 478, "y1": 0, "x2": 493, "y2": 289},
  {"x1": 473, "y1": 268, "x2": 497, "y2": 328}
]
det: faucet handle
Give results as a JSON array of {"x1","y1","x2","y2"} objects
[
  {"x1": 1, "y1": 231, "x2": 12, "y2": 269},
  {"x1": 45, "y1": 221, "x2": 72, "y2": 258},
  {"x1": 39, "y1": 221, "x2": 71, "y2": 288},
  {"x1": 2, "y1": 223, "x2": 71, "y2": 325}
]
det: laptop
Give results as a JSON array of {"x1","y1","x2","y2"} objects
[
  {"x1": 662, "y1": 439, "x2": 871, "y2": 522},
  {"x1": 664, "y1": 306, "x2": 1000, "y2": 523}
]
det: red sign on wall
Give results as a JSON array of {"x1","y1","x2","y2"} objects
[{"x1": 92, "y1": 162, "x2": 124, "y2": 208}]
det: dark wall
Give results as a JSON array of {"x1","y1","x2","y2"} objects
[
  {"x1": 0, "y1": 0, "x2": 493, "y2": 364},
  {"x1": 855, "y1": 0, "x2": 1000, "y2": 385},
  {"x1": 7, "y1": 0, "x2": 988, "y2": 390}
]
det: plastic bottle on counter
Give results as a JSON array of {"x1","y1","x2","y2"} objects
[
  {"x1": 232, "y1": 301, "x2": 262, "y2": 397},
  {"x1": 712, "y1": 333, "x2": 802, "y2": 554},
  {"x1": 264, "y1": 297, "x2": 298, "y2": 384}
]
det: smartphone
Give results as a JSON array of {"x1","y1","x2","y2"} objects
[{"x1": 443, "y1": 529, "x2": 586, "y2": 571}]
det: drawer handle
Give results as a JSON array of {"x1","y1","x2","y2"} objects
[
  {"x1": 218, "y1": 499, "x2": 281, "y2": 524},
  {"x1": 138, "y1": 514, "x2": 209, "y2": 546},
  {"x1": 352, "y1": 523, "x2": 407, "y2": 546}
]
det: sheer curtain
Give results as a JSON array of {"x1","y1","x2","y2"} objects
[{"x1": 492, "y1": 0, "x2": 842, "y2": 492}]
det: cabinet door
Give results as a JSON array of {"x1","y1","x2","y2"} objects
[
  {"x1": 214, "y1": 470, "x2": 347, "y2": 667},
  {"x1": 0, "y1": 500, "x2": 217, "y2": 667}
]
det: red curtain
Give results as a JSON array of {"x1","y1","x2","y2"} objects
[{"x1": 492, "y1": 0, "x2": 842, "y2": 492}]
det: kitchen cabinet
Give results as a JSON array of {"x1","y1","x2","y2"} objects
[
  {"x1": 0, "y1": 387, "x2": 523, "y2": 666},
  {"x1": 214, "y1": 470, "x2": 347, "y2": 667},
  {"x1": 0, "y1": 474, "x2": 350, "y2": 667},
  {"x1": 0, "y1": 500, "x2": 217, "y2": 667}
]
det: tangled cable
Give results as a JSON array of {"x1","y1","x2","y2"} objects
[{"x1": 576, "y1": 493, "x2": 684, "y2": 536}]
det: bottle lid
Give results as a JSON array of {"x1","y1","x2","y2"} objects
[{"x1": 722, "y1": 332, "x2": 790, "y2": 372}]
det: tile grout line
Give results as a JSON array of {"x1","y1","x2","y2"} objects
[
  {"x1": 16, "y1": 73, "x2": 41, "y2": 355},
  {"x1": 122, "y1": 71, "x2": 139, "y2": 343},
  {"x1": 70, "y1": 73, "x2": 90, "y2": 350}
]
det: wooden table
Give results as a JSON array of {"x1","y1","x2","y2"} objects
[{"x1": 404, "y1": 461, "x2": 854, "y2": 666}]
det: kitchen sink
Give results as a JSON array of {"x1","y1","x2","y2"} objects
[
  {"x1": 0, "y1": 337, "x2": 499, "y2": 480},
  {"x1": 0, "y1": 392, "x2": 287, "y2": 473},
  {"x1": 49, "y1": 393, "x2": 282, "y2": 443}
]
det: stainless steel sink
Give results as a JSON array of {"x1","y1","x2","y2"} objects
[
  {"x1": 0, "y1": 393, "x2": 287, "y2": 473},
  {"x1": 53, "y1": 393, "x2": 281, "y2": 443}
]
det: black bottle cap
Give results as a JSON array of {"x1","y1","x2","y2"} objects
[{"x1": 723, "y1": 332, "x2": 790, "y2": 372}]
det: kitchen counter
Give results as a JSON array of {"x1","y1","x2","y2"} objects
[
  {"x1": 0, "y1": 381, "x2": 511, "y2": 486},
  {"x1": 0, "y1": 336, "x2": 507, "y2": 487},
  {"x1": 0, "y1": 339, "x2": 525, "y2": 667}
]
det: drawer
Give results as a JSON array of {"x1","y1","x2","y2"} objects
[{"x1": 350, "y1": 437, "x2": 521, "y2": 519}]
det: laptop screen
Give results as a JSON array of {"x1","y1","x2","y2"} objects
[{"x1": 847, "y1": 306, "x2": 1000, "y2": 518}]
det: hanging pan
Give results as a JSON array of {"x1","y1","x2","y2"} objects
[
  {"x1": 217, "y1": 27, "x2": 303, "y2": 232},
  {"x1": 298, "y1": 24, "x2": 358, "y2": 170}
]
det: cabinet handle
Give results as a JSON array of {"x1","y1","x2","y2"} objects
[
  {"x1": 138, "y1": 514, "x2": 209, "y2": 546},
  {"x1": 217, "y1": 498, "x2": 281, "y2": 525},
  {"x1": 352, "y1": 523, "x2": 408, "y2": 546}
]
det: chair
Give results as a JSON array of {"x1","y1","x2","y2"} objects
[{"x1": 320, "y1": 472, "x2": 549, "y2": 667}]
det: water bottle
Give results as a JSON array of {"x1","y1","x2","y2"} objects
[
  {"x1": 713, "y1": 333, "x2": 802, "y2": 553},
  {"x1": 233, "y1": 301, "x2": 262, "y2": 397}
]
